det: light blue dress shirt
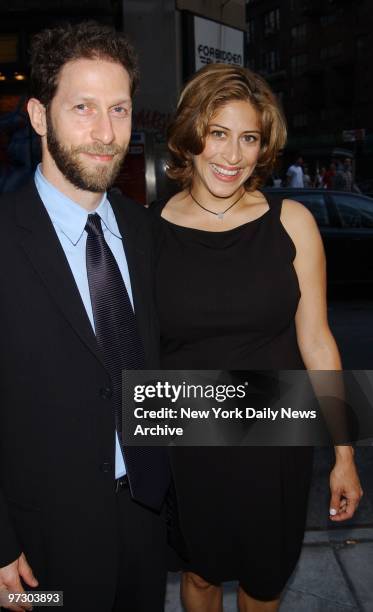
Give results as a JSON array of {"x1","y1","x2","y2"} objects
[{"x1": 35, "y1": 164, "x2": 131, "y2": 478}]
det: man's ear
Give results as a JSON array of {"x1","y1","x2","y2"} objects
[{"x1": 27, "y1": 98, "x2": 47, "y2": 136}]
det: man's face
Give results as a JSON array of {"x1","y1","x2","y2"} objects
[{"x1": 44, "y1": 57, "x2": 132, "y2": 192}]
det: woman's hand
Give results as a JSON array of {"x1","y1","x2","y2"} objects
[{"x1": 329, "y1": 449, "x2": 363, "y2": 521}]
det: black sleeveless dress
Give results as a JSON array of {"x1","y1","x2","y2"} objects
[{"x1": 151, "y1": 193, "x2": 314, "y2": 600}]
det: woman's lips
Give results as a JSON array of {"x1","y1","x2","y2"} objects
[{"x1": 210, "y1": 163, "x2": 242, "y2": 182}]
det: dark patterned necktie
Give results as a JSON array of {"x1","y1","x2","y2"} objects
[{"x1": 85, "y1": 214, "x2": 146, "y2": 493}]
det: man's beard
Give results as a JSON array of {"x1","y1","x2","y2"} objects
[{"x1": 46, "y1": 112, "x2": 128, "y2": 193}]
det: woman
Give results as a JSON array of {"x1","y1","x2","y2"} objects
[{"x1": 151, "y1": 64, "x2": 362, "y2": 612}]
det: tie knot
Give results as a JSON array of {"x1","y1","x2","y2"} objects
[{"x1": 85, "y1": 213, "x2": 103, "y2": 237}]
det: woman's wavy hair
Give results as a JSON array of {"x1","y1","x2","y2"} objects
[{"x1": 167, "y1": 63, "x2": 287, "y2": 191}]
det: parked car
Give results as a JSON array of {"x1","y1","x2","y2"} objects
[{"x1": 264, "y1": 189, "x2": 373, "y2": 284}]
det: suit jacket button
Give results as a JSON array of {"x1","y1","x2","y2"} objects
[
  {"x1": 101, "y1": 462, "x2": 113, "y2": 473},
  {"x1": 100, "y1": 386, "x2": 112, "y2": 400}
]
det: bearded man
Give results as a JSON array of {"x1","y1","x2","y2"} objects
[{"x1": 0, "y1": 22, "x2": 170, "y2": 612}]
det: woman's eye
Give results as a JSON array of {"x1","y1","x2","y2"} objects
[
  {"x1": 243, "y1": 134, "x2": 256, "y2": 143},
  {"x1": 211, "y1": 130, "x2": 226, "y2": 138}
]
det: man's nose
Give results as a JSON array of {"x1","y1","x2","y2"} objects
[{"x1": 91, "y1": 112, "x2": 115, "y2": 144}]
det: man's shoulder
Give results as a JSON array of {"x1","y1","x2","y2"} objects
[
  {"x1": 108, "y1": 189, "x2": 148, "y2": 222},
  {"x1": 0, "y1": 180, "x2": 37, "y2": 227}
]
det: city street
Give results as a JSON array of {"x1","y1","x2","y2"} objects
[{"x1": 328, "y1": 295, "x2": 373, "y2": 369}]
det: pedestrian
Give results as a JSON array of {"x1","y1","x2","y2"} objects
[
  {"x1": 286, "y1": 155, "x2": 304, "y2": 187},
  {"x1": 151, "y1": 63, "x2": 362, "y2": 612},
  {"x1": 323, "y1": 162, "x2": 337, "y2": 189},
  {"x1": 272, "y1": 172, "x2": 283, "y2": 187},
  {"x1": 332, "y1": 161, "x2": 348, "y2": 191},
  {"x1": 343, "y1": 158, "x2": 353, "y2": 191},
  {"x1": 303, "y1": 165, "x2": 312, "y2": 188},
  {"x1": 0, "y1": 21, "x2": 170, "y2": 612},
  {"x1": 314, "y1": 166, "x2": 326, "y2": 189}
]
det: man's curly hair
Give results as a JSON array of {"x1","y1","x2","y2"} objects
[{"x1": 30, "y1": 21, "x2": 139, "y2": 105}]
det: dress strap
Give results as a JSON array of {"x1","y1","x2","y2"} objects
[
  {"x1": 149, "y1": 198, "x2": 168, "y2": 215},
  {"x1": 263, "y1": 191, "x2": 284, "y2": 218}
]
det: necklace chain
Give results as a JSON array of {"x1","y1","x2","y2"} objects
[{"x1": 189, "y1": 190, "x2": 245, "y2": 220}]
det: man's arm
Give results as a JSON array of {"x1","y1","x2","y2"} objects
[
  {"x1": 0, "y1": 493, "x2": 38, "y2": 611},
  {"x1": 0, "y1": 554, "x2": 38, "y2": 612},
  {"x1": 0, "y1": 492, "x2": 21, "y2": 568}
]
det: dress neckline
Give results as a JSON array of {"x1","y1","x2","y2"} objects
[{"x1": 159, "y1": 207, "x2": 271, "y2": 234}]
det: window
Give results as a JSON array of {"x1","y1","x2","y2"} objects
[
  {"x1": 245, "y1": 0, "x2": 254, "y2": 22},
  {"x1": 291, "y1": 54, "x2": 308, "y2": 76},
  {"x1": 320, "y1": 42, "x2": 342, "y2": 60},
  {"x1": 247, "y1": 57, "x2": 256, "y2": 70},
  {"x1": 247, "y1": 19, "x2": 255, "y2": 44},
  {"x1": 291, "y1": 23, "x2": 307, "y2": 44},
  {"x1": 294, "y1": 194, "x2": 329, "y2": 227},
  {"x1": 275, "y1": 91, "x2": 284, "y2": 105},
  {"x1": 356, "y1": 36, "x2": 369, "y2": 60},
  {"x1": 262, "y1": 49, "x2": 280, "y2": 73},
  {"x1": 0, "y1": 34, "x2": 18, "y2": 63},
  {"x1": 321, "y1": 107, "x2": 342, "y2": 123},
  {"x1": 293, "y1": 113, "x2": 308, "y2": 128},
  {"x1": 333, "y1": 195, "x2": 373, "y2": 229},
  {"x1": 320, "y1": 13, "x2": 337, "y2": 27},
  {"x1": 264, "y1": 8, "x2": 280, "y2": 36}
]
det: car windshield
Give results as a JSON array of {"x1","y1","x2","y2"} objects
[{"x1": 332, "y1": 194, "x2": 373, "y2": 228}]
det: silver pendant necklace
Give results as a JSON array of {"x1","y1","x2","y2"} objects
[{"x1": 190, "y1": 190, "x2": 245, "y2": 220}]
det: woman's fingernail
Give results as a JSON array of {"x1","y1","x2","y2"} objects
[{"x1": 329, "y1": 508, "x2": 337, "y2": 516}]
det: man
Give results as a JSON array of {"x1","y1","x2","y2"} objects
[
  {"x1": 286, "y1": 155, "x2": 304, "y2": 188},
  {"x1": 343, "y1": 157, "x2": 353, "y2": 191},
  {"x1": 0, "y1": 22, "x2": 170, "y2": 612},
  {"x1": 332, "y1": 161, "x2": 349, "y2": 191}
]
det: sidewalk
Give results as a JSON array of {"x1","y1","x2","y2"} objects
[{"x1": 165, "y1": 448, "x2": 373, "y2": 611}]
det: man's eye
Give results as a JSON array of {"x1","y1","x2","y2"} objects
[
  {"x1": 111, "y1": 106, "x2": 129, "y2": 116},
  {"x1": 75, "y1": 104, "x2": 89, "y2": 112}
]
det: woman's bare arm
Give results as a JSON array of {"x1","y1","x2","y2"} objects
[{"x1": 280, "y1": 199, "x2": 363, "y2": 521}]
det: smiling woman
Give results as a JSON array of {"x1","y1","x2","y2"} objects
[
  {"x1": 151, "y1": 63, "x2": 362, "y2": 612},
  {"x1": 167, "y1": 63, "x2": 286, "y2": 196}
]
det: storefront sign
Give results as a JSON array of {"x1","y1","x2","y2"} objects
[{"x1": 194, "y1": 15, "x2": 244, "y2": 70}]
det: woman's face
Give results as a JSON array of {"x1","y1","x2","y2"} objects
[{"x1": 192, "y1": 99, "x2": 262, "y2": 198}]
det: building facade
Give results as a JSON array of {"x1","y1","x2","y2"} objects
[{"x1": 245, "y1": 0, "x2": 373, "y2": 178}]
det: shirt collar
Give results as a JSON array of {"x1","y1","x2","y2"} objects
[{"x1": 34, "y1": 164, "x2": 121, "y2": 245}]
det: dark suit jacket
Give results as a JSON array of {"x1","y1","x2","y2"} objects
[{"x1": 0, "y1": 181, "x2": 169, "y2": 603}]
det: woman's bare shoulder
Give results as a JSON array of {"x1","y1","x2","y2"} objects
[
  {"x1": 164, "y1": 190, "x2": 189, "y2": 209},
  {"x1": 280, "y1": 198, "x2": 323, "y2": 258},
  {"x1": 161, "y1": 190, "x2": 190, "y2": 222},
  {"x1": 281, "y1": 198, "x2": 319, "y2": 233}
]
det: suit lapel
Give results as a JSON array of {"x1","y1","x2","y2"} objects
[{"x1": 15, "y1": 181, "x2": 106, "y2": 370}]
